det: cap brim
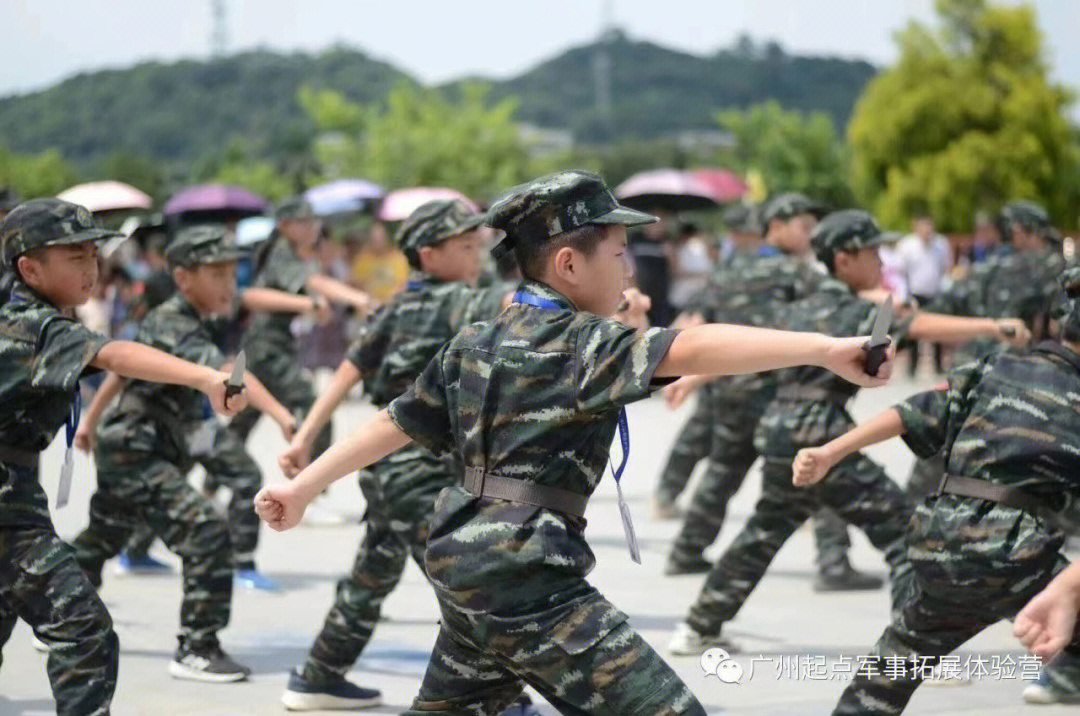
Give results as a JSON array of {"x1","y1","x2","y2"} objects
[
  {"x1": 864, "y1": 232, "x2": 894, "y2": 249},
  {"x1": 592, "y1": 205, "x2": 658, "y2": 227},
  {"x1": 50, "y1": 228, "x2": 121, "y2": 247}
]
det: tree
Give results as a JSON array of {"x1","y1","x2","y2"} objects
[
  {"x1": 0, "y1": 144, "x2": 80, "y2": 199},
  {"x1": 848, "y1": 0, "x2": 1080, "y2": 231},
  {"x1": 301, "y1": 83, "x2": 561, "y2": 200},
  {"x1": 716, "y1": 101, "x2": 852, "y2": 207}
]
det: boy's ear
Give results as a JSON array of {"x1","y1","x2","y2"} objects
[
  {"x1": 172, "y1": 266, "x2": 189, "y2": 287},
  {"x1": 15, "y1": 255, "x2": 39, "y2": 285},
  {"x1": 551, "y1": 246, "x2": 577, "y2": 282}
]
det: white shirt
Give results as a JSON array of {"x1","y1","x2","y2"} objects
[{"x1": 897, "y1": 233, "x2": 951, "y2": 297}]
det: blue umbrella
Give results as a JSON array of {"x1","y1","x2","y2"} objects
[{"x1": 304, "y1": 179, "x2": 385, "y2": 216}]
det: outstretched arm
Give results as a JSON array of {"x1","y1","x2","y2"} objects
[
  {"x1": 91, "y1": 340, "x2": 246, "y2": 416},
  {"x1": 909, "y1": 313, "x2": 1029, "y2": 346},
  {"x1": 256, "y1": 408, "x2": 411, "y2": 531},
  {"x1": 655, "y1": 324, "x2": 894, "y2": 388},
  {"x1": 279, "y1": 360, "x2": 362, "y2": 476},
  {"x1": 792, "y1": 408, "x2": 904, "y2": 486},
  {"x1": 241, "y1": 287, "x2": 332, "y2": 323},
  {"x1": 306, "y1": 274, "x2": 372, "y2": 313}
]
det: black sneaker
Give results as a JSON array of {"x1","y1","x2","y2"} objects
[
  {"x1": 500, "y1": 694, "x2": 542, "y2": 716},
  {"x1": 281, "y1": 667, "x2": 382, "y2": 711},
  {"x1": 169, "y1": 642, "x2": 251, "y2": 683},
  {"x1": 813, "y1": 562, "x2": 884, "y2": 592}
]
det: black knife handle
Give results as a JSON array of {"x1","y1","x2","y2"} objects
[
  {"x1": 224, "y1": 382, "x2": 243, "y2": 404},
  {"x1": 863, "y1": 337, "x2": 891, "y2": 377}
]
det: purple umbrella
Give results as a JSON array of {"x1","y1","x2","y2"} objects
[
  {"x1": 304, "y1": 179, "x2": 385, "y2": 216},
  {"x1": 163, "y1": 184, "x2": 269, "y2": 217}
]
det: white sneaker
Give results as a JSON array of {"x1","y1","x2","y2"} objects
[{"x1": 667, "y1": 622, "x2": 735, "y2": 656}]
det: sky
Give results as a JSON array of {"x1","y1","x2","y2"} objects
[{"x1": 2, "y1": 0, "x2": 1079, "y2": 99}]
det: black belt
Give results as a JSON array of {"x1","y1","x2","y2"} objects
[
  {"x1": 0, "y1": 444, "x2": 39, "y2": 469},
  {"x1": 935, "y1": 474, "x2": 1060, "y2": 523},
  {"x1": 774, "y1": 385, "x2": 851, "y2": 404},
  {"x1": 463, "y1": 467, "x2": 588, "y2": 519}
]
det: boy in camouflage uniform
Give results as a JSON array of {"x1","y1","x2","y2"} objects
[
  {"x1": 255, "y1": 171, "x2": 896, "y2": 716},
  {"x1": 662, "y1": 195, "x2": 871, "y2": 589},
  {"x1": 228, "y1": 199, "x2": 370, "y2": 511},
  {"x1": 0, "y1": 199, "x2": 247, "y2": 714},
  {"x1": 69, "y1": 225, "x2": 297, "y2": 682},
  {"x1": 275, "y1": 200, "x2": 515, "y2": 710},
  {"x1": 793, "y1": 265, "x2": 1080, "y2": 714},
  {"x1": 75, "y1": 226, "x2": 332, "y2": 590},
  {"x1": 906, "y1": 200, "x2": 1067, "y2": 499},
  {"x1": 669, "y1": 209, "x2": 1029, "y2": 655}
]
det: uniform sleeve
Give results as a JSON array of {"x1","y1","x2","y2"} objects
[
  {"x1": 387, "y1": 344, "x2": 453, "y2": 455},
  {"x1": 896, "y1": 358, "x2": 987, "y2": 459},
  {"x1": 574, "y1": 317, "x2": 679, "y2": 413},
  {"x1": 344, "y1": 309, "x2": 389, "y2": 378},
  {"x1": 31, "y1": 316, "x2": 109, "y2": 392}
]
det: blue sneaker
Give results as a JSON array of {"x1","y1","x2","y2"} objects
[
  {"x1": 281, "y1": 667, "x2": 381, "y2": 711},
  {"x1": 235, "y1": 569, "x2": 281, "y2": 592},
  {"x1": 115, "y1": 553, "x2": 172, "y2": 575}
]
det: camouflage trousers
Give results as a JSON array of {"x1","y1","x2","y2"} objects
[
  {"x1": 834, "y1": 497, "x2": 1080, "y2": 715},
  {"x1": 120, "y1": 427, "x2": 262, "y2": 569},
  {"x1": 71, "y1": 449, "x2": 233, "y2": 650},
  {"x1": 405, "y1": 586, "x2": 707, "y2": 716},
  {"x1": 668, "y1": 377, "x2": 853, "y2": 572},
  {"x1": 0, "y1": 466, "x2": 118, "y2": 716},
  {"x1": 686, "y1": 453, "x2": 913, "y2": 636},
  {"x1": 226, "y1": 343, "x2": 331, "y2": 463},
  {"x1": 654, "y1": 390, "x2": 712, "y2": 506},
  {"x1": 301, "y1": 451, "x2": 446, "y2": 684}
]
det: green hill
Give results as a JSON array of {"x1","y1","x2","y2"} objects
[{"x1": 0, "y1": 33, "x2": 875, "y2": 167}]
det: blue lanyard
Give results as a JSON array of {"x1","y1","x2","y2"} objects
[
  {"x1": 513, "y1": 291, "x2": 630, "y2": 484},
  {"x1": 65, "y1": 390, "x2": 81, "y2": 449},
  {"x1": 406, "y1": 280, "x2": 427, "y2": 291}
]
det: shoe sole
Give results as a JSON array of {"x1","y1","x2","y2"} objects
[
  {"x1": 281, "y1": 690, "x2": 381, "y2": 711},
  {"x1": 168, "y1": 660, "x2": 248, "y2": 683},
  {"x1": 1023, "y1": 685, "x2": 1080, "y2": 704}
]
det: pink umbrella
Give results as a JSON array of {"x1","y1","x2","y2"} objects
[
  {"x1": 614, "y1": 170, "x2": 718, "y2": 212},
  {"x1": 377, "y1": 187, "x2": 478, "y2": 222},
  {"x1": 689, "y1": 169, "x2": 748, "y2": 203},
  {"x1": 57, "y1": 181, "x2": 152, "y2": 213},
  {"x1": 163, "y1": 184, "x2": 269, "y2": 216}
]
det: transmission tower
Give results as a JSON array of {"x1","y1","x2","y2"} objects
[{"x1": 211, "y1": 0, "x2": 228, "y2": 57}]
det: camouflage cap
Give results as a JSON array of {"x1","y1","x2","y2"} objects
[
  {"x1": 762, "y1": 192, "x2": 821, "y2": 225},
  {"x1": 810, "y1": 209, "x2": 890, "y2": 267},
  {"x1": 395, "y1": 199, "x2": 482, "y2": 253},
  {"x1": 484, "y1": 170, "x2": 656, "y2": 262},
  {"x1": 1, "y1": 198, "x2": 118, "y2": 268},
  {"x1": 999, "y1": 200, "x2": 1050, "y2": 232},
  {"x1": 275, "y1": 197, "x2": 320, "y2": 221},
  {"x1": 722, "y1": 202, "x2": 761, "y2": 234},
  {"x1": 165, "y1": 224, "x2": 246, "y2": 267}
]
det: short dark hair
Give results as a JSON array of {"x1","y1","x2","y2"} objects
[{"x1": 513, "y1": 223, "x2": 610, "y2": 281}]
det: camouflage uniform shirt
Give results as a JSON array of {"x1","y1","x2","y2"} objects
[
  {"x1": 0, "y1": 282, "x2": 108, "y2": 527},
  {"x1": 756, "y1": 277, "x2": 914, "y2": 458},
  {"x1": 897, "y1": 342, "x2": 1080, "y2": 558},
  {"x1": 244, "y1": 233, "x2": 318, "y2": 351},
  {"x1": 96, "y1": 294, "x2": 224, "y2": 466},
  {"x1": 387, "y1": 280, "x2": 678, "y2": 613}
]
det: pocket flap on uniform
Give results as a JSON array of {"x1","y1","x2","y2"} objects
[{"x1": 548, "y1": 597, "x2": 630, "y2": 655}]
